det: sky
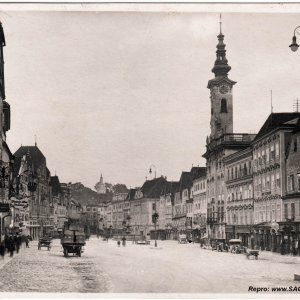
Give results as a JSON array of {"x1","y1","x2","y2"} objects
[{"x1": 0, "y1": 7, "x2": 300, "y2": 190}]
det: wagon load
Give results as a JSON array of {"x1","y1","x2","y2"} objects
[{"x1": 61, "y1": 223, "x2": 86, "y2": 257}]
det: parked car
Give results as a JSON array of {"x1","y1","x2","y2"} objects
[
  {"x1": 229, "y1": 239, "x2": 243, "y2": 254},
  {"x1": 178, "y1": 234, "x2": 187, "y2": 244}
]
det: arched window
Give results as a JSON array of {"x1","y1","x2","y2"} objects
[{"x1": 221, "y1": 98, "x2": 228, "y2": 113}]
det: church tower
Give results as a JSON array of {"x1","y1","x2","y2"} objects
[
  {"x1": 207, "y1": 19, "x2": 236, "y2": 140},
  {"x1": 95, "y1": 173, "x2": 106, "y2": 194}
]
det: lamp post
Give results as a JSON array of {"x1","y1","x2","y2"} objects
[
  {"x1": 289, "y1": 26, "x2": 300, "y2": 52},
  {"x1": 149, "y1": 164, "x2": 156, "y2": 179},
  {"x1": 152, "y1": 209, "x2": 159, "y2": 247}
]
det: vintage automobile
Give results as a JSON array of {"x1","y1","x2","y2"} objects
[
  {"x1": 229, "y1": 239, "x2": 244, "y2": 254},
  {"x1": 38, "y1": 236, "x2": 51, "y2": 251},
  {"x1": 245, "y1": 249, "x2": 260, "y2": 259},
  {"x1": 212, "y1": 239, "x2": 227, "y2": 252},
  {"x1": 178, "y1": 234, "x2": 188, "y2": 244}
]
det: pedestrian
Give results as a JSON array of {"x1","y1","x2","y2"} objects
[
  {"x1": 7, "y1": 235, "x2": 15, "y2": 257},
  {"x1": 25, "y1": 236, "x2": 30, "y2": 248},
  {"x1": 122, "y1": 236, "x2": 126, "y2": 247},
  {"x1": 117, "y1": 240, "x2": 120, "y2": 247},
  {"x1": 15, "y1": 234, "x2": 22, "y2": 254},
  {"x1": 0, "y1": 241, "x2": 5, "y2": 258}
]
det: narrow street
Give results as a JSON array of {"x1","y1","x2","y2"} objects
[{"x1": 0, "y1": 236, "x2": 299, "y2": 293}]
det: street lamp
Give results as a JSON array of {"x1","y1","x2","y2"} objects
[
  {"x1": 149, "y1": 164, "x2": 156, "y2": 179},
  {"x1": 152, "y1": 210, "x2": 159, "y2": 247},
  {"x1": 289, "y1": 26, "x2": 300, "y2": 52}
]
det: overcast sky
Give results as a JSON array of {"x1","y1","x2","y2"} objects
[{"x1": 0, "y1": 9, "x2": 299, "y2": 189}]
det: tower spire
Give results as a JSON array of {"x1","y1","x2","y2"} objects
[{"x1": 211, "y1": 14, "x2": 231, "y2": 78}]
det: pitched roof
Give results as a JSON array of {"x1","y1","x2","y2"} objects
[
  {"x1": 178, "y1": 167, "x2": 207, "y2": 192},
  {"x1": 254, "y1": 113, "x2": 300, "y2": 141},
  {"x1": 141, "y1": 176, "x2": 168, "y2": 198},
  {"x1": 50, "y1": 176, "x2": 61, "y2": 196},
  {"x1": 14, "y1": 146, "x2": 46, "y2": 171},
  {"x1": 126, "y1": 188, "x2": 137, "y2": 200}
]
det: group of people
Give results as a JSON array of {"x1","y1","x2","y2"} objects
[
  {"x1": 0, "y1": 234, "x2": 30, "y2": 258},
  {"x1": 117, "y1": 236, "x2": 126, "y2": 247}
]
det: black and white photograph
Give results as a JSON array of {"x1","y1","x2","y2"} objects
[{"x1": 0, "y1": 1, "x2": 299, "y2": 297}]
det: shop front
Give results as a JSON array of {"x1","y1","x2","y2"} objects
[
  {"x1": 278, "y1": 221, "x2": 300, "y2": 255},
  {"x1": 225, "y1": 225, "x2": 251, "y2": 247},
  {"x1": 252, "y1": 222, "x2": 280, "y2": 252}
]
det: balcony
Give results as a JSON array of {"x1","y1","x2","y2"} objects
[{"x1": 204, "y1": 133, "x2": 256, "y2": 157}]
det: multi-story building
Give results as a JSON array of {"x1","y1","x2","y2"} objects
[
  {"x1": 50, "y1": 175, "x2": 62, "y2": 235},
  {"x1": 281, "y1": 120, "x2": 300, "y2": 254},
  {"x1": 203, "y1": 25, "x2": 256, "y2": 241},
  {"x1": 130, "y1": 176, "x2": 168, "y2": 240},
  {"x1": 157, "y1": 181, "x2": 178, "y2": 240},
  {"x1": 112, "y1": 192, "x2": 128, "y2": 235},
  {"x1": 172, "y1": 167, "x2": 206, "y2": 240},
  {"x1": 13, "y1": 144, "x2": 53, "y2": 239},
  {"x1": 192, "y1": 171, "x2": 207, "y2": 239},
  {"x1": 0, "y1": 23, "x2": 14, "y2": 240},
  {"x1": 251, "y1": 112, "x2": 300, "y2": 252},
  {"x1": 224, "y1": 147, "x2": 254, "y2": 247},
  {"x1": 85, "y1": 204, "x2": 99, "y2": 234}
]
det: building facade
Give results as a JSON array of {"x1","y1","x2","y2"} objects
[
  {"x1": 192, "y1": 173, "x2": 207, "y2": 239},
  {"x1": 224, "y1": 147, "x2": 254, "y2": 247}
]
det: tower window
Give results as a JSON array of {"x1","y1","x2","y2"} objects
[{"x1": 221, "y1": 98, "x2": 228, "y2": 113}]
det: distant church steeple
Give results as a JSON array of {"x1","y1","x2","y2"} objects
[
  {"x1": 207, "y1": 14, "x2": 236, "y2": 140},
  {"x1": 95, "y1": 173, "x2": 106, "y2": 194}
]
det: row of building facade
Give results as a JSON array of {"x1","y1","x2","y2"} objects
[{"x1": 93, "y1": 26, "x2": 300, "y2": 255}]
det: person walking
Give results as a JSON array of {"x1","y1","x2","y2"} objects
[
  {"x1": 25, "y1": 236, "x2": 30, "y2": 248},
  {"x1": 7, "y1": 235, "x2": 15, "y2": 257},
  {"x1": 122, "y1": 236, "x2": 126, "y2": 247},
  {"x1": 0, "y1": 241, "x2": 5, "y2": 258},
  {"x1": 15, "y1": 234, "x2": 22, "y2": 254}
]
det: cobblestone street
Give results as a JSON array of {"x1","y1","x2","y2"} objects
[
  {"x1": 0, "y1": 237, "x2": 299, "y2": 294},
  {"x1": 0, "y1": 238, "x2": 113, "y2": 293}
]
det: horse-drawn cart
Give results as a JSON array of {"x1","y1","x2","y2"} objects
[{"x1": 38, "y1": 237, "x2": 51, "y2": 251}]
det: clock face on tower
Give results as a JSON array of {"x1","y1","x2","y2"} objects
[{"x1": 219, "y1": 85, "x2": 229, "y2": 94}]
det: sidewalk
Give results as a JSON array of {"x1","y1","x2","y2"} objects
[{"x1": 0, "y1": 244, "x2": 28, "y2": 271}]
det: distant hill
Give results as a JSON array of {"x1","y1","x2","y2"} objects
[{"x1": 69, "y1": 182, "x2": 128, "y2": 206}]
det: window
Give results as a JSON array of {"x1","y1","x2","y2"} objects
[
  {"x1": 262, "y1": 177, "x2": 266, "y2": 191},
  {"x1": 270, "y1": 145, "x2": 275, "y2": 160},
  {"x1": 275, "y1": 142, "x2": 280, "y2": 158},
  {"x1": 266, "y1": 175, "x2": 270, "y2": 190},
  {"x1": 262, "y1": 149, "x2": 266, "y2": 165},
  {"x1": 266, "y1": 147, "x2": 270, "y2": 162},
  {"x1": 271, "y1": 174, "x2": 275, "y2": 191},
  {"x1": 288, "y1": 175, "x2": 295, "y2": 192},
  {"x1": 291, "y1": 203, "x2": 295, "y2": 220},
  {"x1": 284, "y1": 203, "x2": 288, "y2": 220},
  {"x1": 221, "y1": 99, "x2": 228, "y2": 113},
  {"x1": 276, "y1": 172, "x2": 281, "y2": 188}
]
